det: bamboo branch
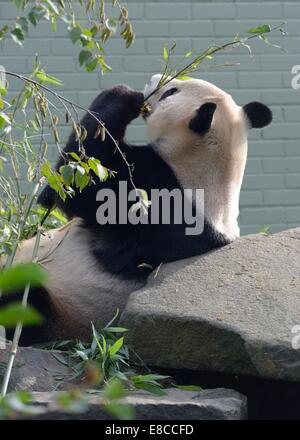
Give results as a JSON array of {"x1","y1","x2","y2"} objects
[
  {"x1": 4, "y1": 71, "x2": 137, "y2": 192},
  {"x1": 0, "y1": 187, "x2": 43, "y2": 398},
  {"x1": 144, "y1": 22, "x2": 286, "y2": 101}
]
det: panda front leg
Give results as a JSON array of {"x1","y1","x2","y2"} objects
[{"x1": 38, "y1": 85, "x2": 144, "y2": 220}]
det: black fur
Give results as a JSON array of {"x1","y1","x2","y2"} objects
[
  {"x1": 189, "y1": 102, "x2": 217, "y2": 135},
  {"x1": 2, "y1": 86, "x2": 230, "y2": 344},
  {"x1": 38, "y1": 85, "x2": 228, "y2": 281},
  {"x1": 243, "y1": 101, "x2": 273, "y2": 129}
]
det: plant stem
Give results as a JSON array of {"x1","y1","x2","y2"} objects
[
  {"x1": 0, "y1": 224, "x2": 42, "y2": 397},
  {"x1": 4, "y1": 71, "x2": 137, "y2": 192},
  {"x1": 3, "y1": 181, "x2": 41, "y2": 271},
  {"x1": 144, "y1": 22, "x2": 286, "y2": 101}
]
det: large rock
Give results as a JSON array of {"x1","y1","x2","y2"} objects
[
  {"x1": 121, "y1": 228, "x2": 300, "y2": 382},
  {"x1": 27, "y1": 388, "x2": 247, "y2": 420},
  {"x1": 0, "y1": 346, "x2": 246, "y2": 419},
  {"x1": 0, "y1": 345, "x2": 70, "y2": 392}
]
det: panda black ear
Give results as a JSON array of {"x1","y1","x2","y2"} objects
[
  {"x1": 243, "y1": 101, "x2": 273, "y2": 129},
  {"x1": 189, "y1": 102, "x2": 217, "y2": 135}
]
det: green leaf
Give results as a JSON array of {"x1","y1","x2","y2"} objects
[
  {"x1": 68, "y1": 152, "x2": 81, "y2": 162},
  {"x1": 0, "y1": 86, "x2": 7, "y2": 96},
  {"x1": 86, "y1": 57, "x2": 98, "y2": 72},
  {"x1": 0, "y1": 302, "x2": 44, "y2": 328},
  {"x1": 105, "y1": 379, "x2": 126, "y2": 400},
  {"x1": 0, "y1": 263, "x2": 48, "y2": 295},
  {"x1": 177, "y1": 76, "x2": 192, "y2": 81},
  {"x1": 108, "y1": 337, "x2": 124, "y2": 356},
  {"x1": 75, "y1": 170, "x2": 89, "y2": 191},
  {"x1": 75, "y1": 350, "x2": 89, "y2": 361},
  {"x1": 103, "y1": 403, "x2": 134, "y2": 421},
  {"x1": 163, "y1": 46, "x2": 169, "y2": 61},
  {"x1": 28, "y1": 7, "x2": 46, "y2": 27},
  {"x1": 259, "y1": 225, "x2": 270, "y2": 234},
  {"x1": 132, "y1": 374, "x2": 170, "y2": 383},
  {"x1": 41, "y1": 160, "x2": 52, "y2": 178},
  {"x1": 59, "y1": 165, "x2": 74, "y2": 187},
  {"x1": 1, "y1": 391, "x2": 46, "y2": 416},
  {"x1": 88, "y1": 158, "x2": 108, "y2": 181},
  {"x1": 36, "y1": 71, "x2": 63, "y2": 86},
  {"x1": 0, "y1": 25, "x2": 9, "y2": 40},
  {"x1": 104, "y1": 327, "x2": 128, "y2": 333},
  {"x1": 247, "y1": 25, "x2": 271, "y2": 34},
  {"x1": 11, "y1": 26, "x2": 25, "y2": 46},
  {"x1": 175, "y1": 385, "x2": 202, "y2": 392},
  {"x1": 79, "y1": 50, "x2": 92, "y2": 66},
  {"x1": 69, "y1": 25, "x2": 82, "y2": 44},
  {"x1": 0, "y1": 112, "x2": 11, "y2": 129},
  {"x1": 134, "y1": 382, "x2": 166, "y2": 396},
  {"x1": 44, "y1": 0, "x2": 60, "y2": 15}
]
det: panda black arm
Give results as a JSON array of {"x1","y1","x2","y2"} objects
[{"x1": 38, "y1": 85, "x2": 144, "y2": 219}]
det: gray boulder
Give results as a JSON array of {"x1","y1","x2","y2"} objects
[
  {"x1": 27, "y1": 388, "x2": 247, "y2": 420},
  {"x1": 0, "y1": 345, "x2": 70, "y2": 392},
  {"x1": 121, "y1": 228, "x2": 300, "y2": 382}
]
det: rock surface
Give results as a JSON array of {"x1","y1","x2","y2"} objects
[
  {"x1": 0, "y1": 345, "x2": 70, "y2": 392},
  {"x1": 0, "y1": 346, "x2": 247, "y2": 419},
  {"x1": 27, "y1": 388, "x2": 247, "y2": 420},
  {"x1": 121, "y1": 228, "x2": 300, "y2": 382}
]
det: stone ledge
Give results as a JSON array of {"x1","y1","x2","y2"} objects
[{"x1": 121, "y1": 228, "x2": 300, "y2": 382}]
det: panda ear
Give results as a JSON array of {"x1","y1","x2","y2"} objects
[
  {"x1": 243, "y1": 101, "x2": 273, "y2": 129},
  {"x1": 189, "y1": 102, "x2": 217, "y2": 135}
]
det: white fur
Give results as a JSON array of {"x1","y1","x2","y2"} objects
[
  {"x1": 11, "y1": 219, "x2": 144, "y2": 340},
  {"x1": 2, "y1": 76, "x2": 252, "y2": 340},
  {"x1": 144, "y1": 74, "x2": 249, "y2": 241}
]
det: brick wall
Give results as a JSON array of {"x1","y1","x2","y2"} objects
[{"x1": 0, "y1": 1, "x2": 299, "y2": 235}]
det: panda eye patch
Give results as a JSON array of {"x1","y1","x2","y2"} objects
[{"x1": 159, "y1": 87, "x2": 178, "y2": 101}]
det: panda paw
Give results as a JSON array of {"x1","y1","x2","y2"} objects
[
  {"x1": 108, "y1": 85, "x2": 144, "y2": 120},
  {"x1": 128, "y1": 90, "x2": 145, "y2": 119}
]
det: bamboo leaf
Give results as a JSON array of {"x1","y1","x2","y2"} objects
[
  {"x1": 247, "y1": 24, "x2": 271, "y2": 34},
  {"x1": 0, "y1": 302, "x2": 44, "y2": 328},
  {"x1": 79, "y1": 50, "x2": 92, "y2": 66},
  {"x1": 109, "y1": 337, "x2": 124, "y2": 356},
  {"x1": 0, "y1": 263, "x2": 48, "y2": 295},
  {"x1": 36, "y1": 71, "x2": 63, "y2": 86},
  {"x1": 69, "y1": 25, "x2": 82, "y2": 43}
]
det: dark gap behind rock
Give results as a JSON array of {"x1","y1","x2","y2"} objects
[{"x1": 156, "y1": 367, "x2": 300, "y2": 420}]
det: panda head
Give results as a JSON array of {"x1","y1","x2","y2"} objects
[
  {"x1": 143, "y1": 74, "x2": 273, "y2": 241},
  {"x1": 144, "y1": 74, "x2": 272, "y2": 155}
]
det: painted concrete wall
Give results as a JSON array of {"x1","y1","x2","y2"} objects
[{"x1": 0, "y1": 1, "x2": 299, "y2": 234}]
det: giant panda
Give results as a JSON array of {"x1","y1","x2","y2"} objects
[{"x1": 1, "y1": 74, "x2": 272, "y2": 344}]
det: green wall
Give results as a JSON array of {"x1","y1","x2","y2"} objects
[{"x1": 0, "y1": 0, "x2": 299, "y2": 235}]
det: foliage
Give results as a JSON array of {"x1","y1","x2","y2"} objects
[
  {"x1": 1, "y1": 0, "x2": 135, "y2": 74},
  {"x1": 0, "y1": 381, "x2": 133, "y2": 420},
  {"x1": 0, "y1": 262, "x2": 47, "y2": 295},
  {"x1": 259, "y1": 225, "x2": 270, "y2": 234},
  {"x1": 52, "y1": 311, "x2": 170, "y2": 397},
  {"x1": 0, "y1": 0, "x2": 136, "y2": 399},
  {"x1": 144, "y1": 22, "x2": 286, "y2": 101},
  {"x1": 0, "y1": 1, "x2": 287, "y2": 402}
]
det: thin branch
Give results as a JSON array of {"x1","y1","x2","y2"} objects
[
  {"x1": 144, "y1": 22, "x2": 286, "y2": 101},
  {"x1": 4, "y1": 71, "x2": 137, "y2": 192},
  {"x1": 0, "y1": 224, "x2": 42, "y2": 397}
]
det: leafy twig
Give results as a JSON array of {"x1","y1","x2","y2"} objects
[{"x1": 144, "y1": 22, "x2": 287, "y2": 101}]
